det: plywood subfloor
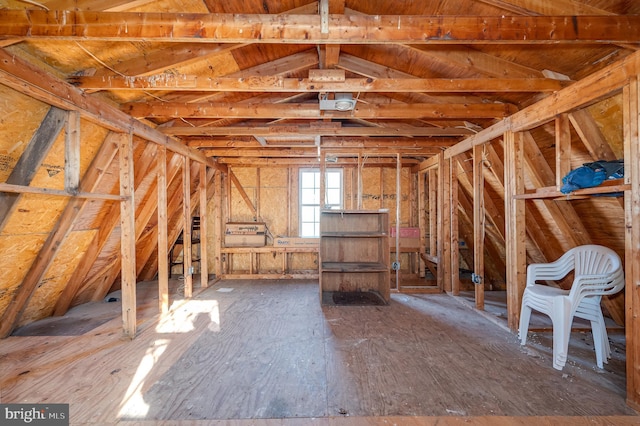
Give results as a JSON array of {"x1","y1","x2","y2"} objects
[{"x1": 0, "y1": 280, "x2": 637, "y2": 425}]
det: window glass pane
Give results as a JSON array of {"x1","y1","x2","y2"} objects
[
  {"x1": 301, "y1": 188, "x2": 318, "y2": 205},
  {"x1": 301, "y1": 206, "x2": 317, "y2": 222},
  {"x1": 301, "y1": 222, "x2": 316, "y2": 237},
  {"x1": 326, "y1": 171, "x2": 340, "y2": 188},
  {"x1": 326, "y1": 188, "x2": 340, "y2": 206},
  {"x1": 301, "y1": 172, "x2": 317, "y2": 188}
]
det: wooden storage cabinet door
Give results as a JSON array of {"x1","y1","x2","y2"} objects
[{"x1": 319, "y1": 209, "x2": 390, "y2": 304}]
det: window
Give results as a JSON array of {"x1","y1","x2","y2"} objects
[{"x1": 299, "y1": 169, "x2": 343, "y2": 237}]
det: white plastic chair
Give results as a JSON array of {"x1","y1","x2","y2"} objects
[{"x1": 518, "y1": 245, "x2": 625, "y2": 370}]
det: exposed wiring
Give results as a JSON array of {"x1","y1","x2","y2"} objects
[
  {"x1": 74, "y1": 42, "x2": 126, "y2": 77},
  {"x1": 17, "y1": 0, "x2": 48, "y2": 10}
]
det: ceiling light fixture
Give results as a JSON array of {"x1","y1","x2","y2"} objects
[{"x1": 319, "y1": 93, "x2": 356, "y2": 111}]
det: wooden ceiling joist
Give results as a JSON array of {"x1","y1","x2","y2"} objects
[
  {"x1": 71, "y1": 75, "x2": 569, "y2": 93},
  {"x1": 165, "y1": 125, "x2": 473, "y2": 137},
  {"x1": 202, "y1": 147, "x2": 442, "y2": 158},
  {"x1": 123, "y1": 101, "x2": 517, "y2": 119},
  {"x1": 2, "y1": 11, "x2": 640, "y2": 44},
  {"x1": 187, "y1": 137, "x2": 457, "y2": 149}
]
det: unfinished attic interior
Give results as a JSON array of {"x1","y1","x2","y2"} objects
[{"x1": 2, "y1": 0, "x2": 640, "y2": 423}]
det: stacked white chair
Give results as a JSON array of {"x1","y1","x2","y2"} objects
[{"x1": 518, "y1": 245, "x2": 625, "y2": 370}]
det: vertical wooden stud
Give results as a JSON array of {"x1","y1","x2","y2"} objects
[
  {"x1": 379, "y1": 167, "x2": 384, "y2": 209},
  {"x1": 320, "y1": 151, "x2": 326, "y2": 209},
  {"x1": 555, "y1": 114, "x2": 572, "y2": 190},
  {"x1": 119, "y1": 132, "x2": 137, "y2": 338},
  {"x1": 504, "y1": 129, "x2": 526, "y2": 332},
  {"x1": 450, "y1": 156, "x2": 460, "y2": 295},
  {"x1": 226, "y1": 166, "x2": 232, "y2": 220},
  {"x1": 437, "y1": 153, "x2": 446, "y2": 291},
  {"x1": 199, "y1": 164, "x2": 209, "y2": 288},
  {"x1": 473, "y1": 144, "x2": 485, "y2": 310},
  {"x1": 286, "y1": 167, "x2": 292, "y2": 234},
  {"x1": 319, "y1": 0, "x2": 329, "y2": 34},
  {"x1": 291, "y1": 166, "x2": 300, "y2": 235},
  {"x1": 357, "y1": 154, "x2": 363, "y2": 209},
  {"x1": 183, "y1": 156, "x2": 192, "y2": 298},
  {"x1": 418, "y1": 169, "x2": 426, "y2": 278},
  {"x1": 395, "y1": 153, "x2": 401, "y2": 288},
  {"x1": 64, "y1": 110, "x2": 81, "y2": 194},
  {"x1": 428, "y1": 169, "x2": 438, "y2": 262},
  {"x1": 213, "y1": 170, "x2": 223, "y2": 279},
  {"x1": 157, "y1": 145, "x2": 169, "y2": 314},
  {"x1": 256, "y1": 167, "x2": 261, "y2": 220},
  {"x1": 409, "y1": 168, "x2": 418, "y2": 275},
  {"x1": 624, "y1": 77, "x2": 640, "y2": 409}
]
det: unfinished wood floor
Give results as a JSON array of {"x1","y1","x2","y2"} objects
[{"x1": 1, "y1": 279, "x2": 638, "y2": 425}]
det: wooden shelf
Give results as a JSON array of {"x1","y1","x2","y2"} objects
[
  {"x1": 319, "y1": 209, "x2": 390, "y2": 304},
  {"x1": 515, "y1": 179, "x2": 629, "y2": 200},
  {"x1": 321, "y1": 262, "x2": 389, "y2": 272},
  {"x1": 321, "y1": 231, "x2": 388, "y2": 238},
  {"x1": 221, "y1": 247, "x2": 317, "y2": 254},
  {"x1": 221, "y1": 245, "x2": 318, "y2": 279}
]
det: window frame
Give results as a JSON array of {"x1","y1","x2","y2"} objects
[{"x1": 299, "y1": 168, "x2": 343, "y2": 237}]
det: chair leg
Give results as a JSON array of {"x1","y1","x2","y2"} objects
[
  {"x1": 519, "y1": 303, "x2": 533, "y2": 345},
  {"x1": 552, "y1": 300, "x2": 573, "y2": 371},
  {"x1": 577, "y1": 298, "x2": 611, "y2": 366},
  {"x1": 590, "y1": 320, "x2": 605, "y2": 369}
]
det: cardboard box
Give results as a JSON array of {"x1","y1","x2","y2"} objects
[
  {"x1": 224, "y1": 234, "x2": 266, "y2": 247},
  {"x1": 274, "y1": 237, "x2": 319, "y2": 247},
  {"x1": 390, "y1": 227, "x2": 420, "y2": 238},
  {"x1": 390, "y1": 237, "x2": 421, "y2": 249},
  {"x1": 225, "y1": 222, "x2": 266, "y2": 235}
]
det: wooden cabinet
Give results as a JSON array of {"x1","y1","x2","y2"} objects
[{"x1": 319, "y1": 209, "x2": 390, "y2": 305}]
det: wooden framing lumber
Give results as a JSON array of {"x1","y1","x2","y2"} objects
[
  {"x1": 64, "y1": 110, "x2": 81, "y2": 194},
  {"x1": 119, "y1": 132, "x2": 137, "y2": 338},
  {"x1": 228, "y1": 168, "x2": 258, "y2": 218},
  {"x1": 199, "y1": 163, "x2": 210, "y2": 289},
  {"x1": 473, "y1": 144, "x2": 485, "y2": 310},
  {"x1": 2, "y1": 11, "x2": 640, "y2": 44},
  {"x1": 0, "y1": 48, "x2": 220, "y2": 171},
  {"x1": 157, "y1": 145, "x2": 169, "y2": 314},
  {"x1": 72, "y1": 75, "x2": 568, "y2": 93},
  {"x1": 446, "y1": 50, "x2": 640, "y2": 159},
  {"x1": 213, "y1": 169, "x2": 223, "y2": 280},
  {"x1": 0, "y1": 106, "x2": 65, "y2": 232},
  {"x1": 504, "y1": 130, "x2": 526, "y2": 332},
  {"x1": 123, "y1": 101, "x2": 516, "y2": 120},
  {"x1": 0, "y1": 126, "x2": 118, "y2": 338},
  {"x1": 555, "y1": 114, "x2": 572, "y2": 191},
  {"x1": 182, "y1": 156, "x2": 193, "y2": 298},
  {"x1": 436, "y1": 153, "x2": 445, "y2": 291},
  {"x1": 449, "y1": 156, "x2": 460, "y2": 295},
  {"x1": 624, "y1": 77, "x2": 640, "y2": 410},
  {"x1": 0, "y1": 183, "x2": 124, "y2": 200},
  {"x1": 166, "y1": 125, "x2": 472, "y2": 137}
]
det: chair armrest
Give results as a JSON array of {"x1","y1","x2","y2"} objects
[
  {"x1": 526, "y1": 256, "x2": 574, "y2": 287},
  {"x1": 569, "y1": 269, "x2": 625, "y2": 299}
]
